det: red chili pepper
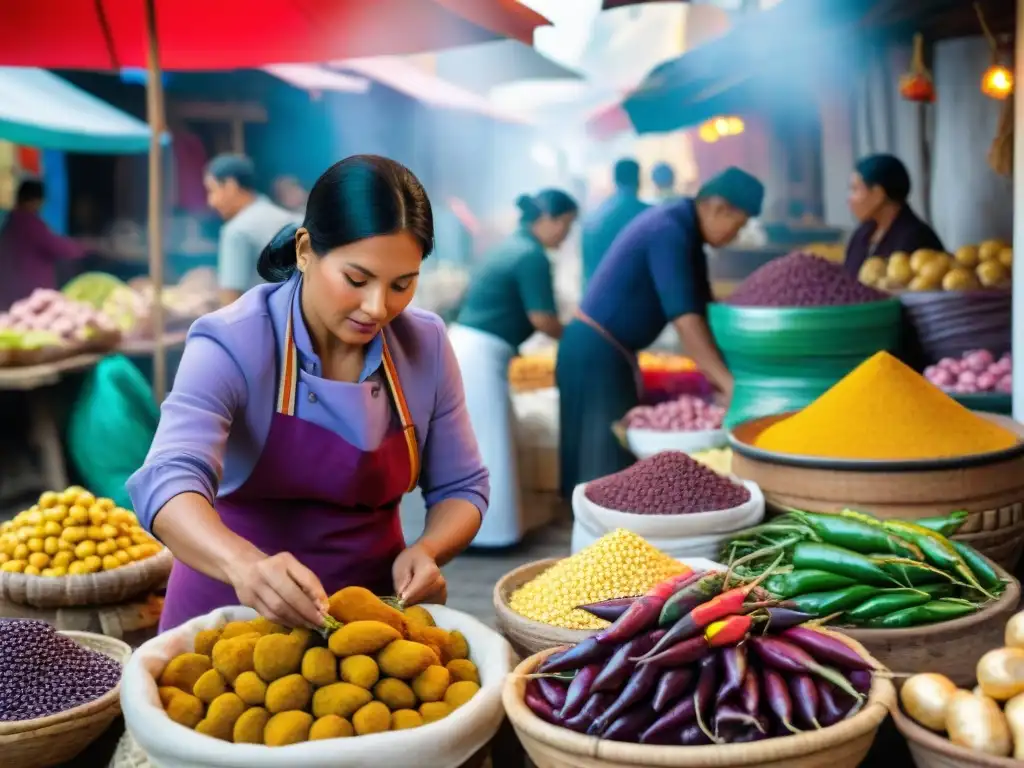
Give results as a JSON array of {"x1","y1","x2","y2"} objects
[
  {"x1": 704, "y1": 614, "x2": 753, "y2": 647},
  {"x1": 595, "y1": 569, "x2": 696, "y2": 645}
]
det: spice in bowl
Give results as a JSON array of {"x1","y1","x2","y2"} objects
[
  {"x1": 727, "y1": 252, "x2": 888, "y2": 308},
  {"x1": 754, "y1": 351, "x2": 1019, "y2": 460},
  {"x1": 0, "y1": 619, "x2": 122, "y2": 721},
  {"x1": 584, "y1": 451, "x2": 751, "y2": 514},
  {"x1": 508, "y1": 529, "x2": 687, "y2": 630},
  {"x1": 623, "y1": 395, "x2": 724, "y2": 431}
]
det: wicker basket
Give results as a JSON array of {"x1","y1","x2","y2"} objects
[
  {"x1": 891, "y1": 698, "x2": 1019, "y2": 768},
  {"x1": 493, "y1": 559, "x2": 597, "y2": 659},
  {"x1": 840, "y1": 559, "x2": 1020, "y2": 687},
  {"x1": 730, "y1": 413, "x2": 1024, "y2": 569},
  {"x1": 504, "y1": 635, "x2": 895, "y2": 768},
  {"x1": 0, "y1": 548, "x2": 173, "y2": 609},
  {"x1": 0, "y1": 631, "x2": 131, "y2": 767}
]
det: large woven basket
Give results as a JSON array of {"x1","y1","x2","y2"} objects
[
  {"x1": 730, "y1": 413, "x2": 1024, "y2": 569},
  {"x1": 0, "y1": 548, "x2": 172, "y2": 609},
  {"x1": 493, "y1": 559, "x2": 596, "y2": 659},
  {"x1": 841, "y1": 560, "x2": 1020, "y2": 687},
  {"x1": 891, "y1": 698, "x2": 1019, "y2": 768},
  {"x1": 504, "y1": 634, "x2": 895, "y2": 768},
  {"x1": 0, "y1": 630, "x2": 131, "y2": 767}
]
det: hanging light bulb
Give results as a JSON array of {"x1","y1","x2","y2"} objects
[
  {"x1": 713, "y1": 117, "x2": 730, "y2": 135},
  {"x1": 981, "y1": 62, "x2": 1014, "y2": 99},
  {"x1": 725, "y1": 117, "x2": 745, "y2": 135},
  {"x1": 698, "y1": 122, "x2": 719, "y2": 143}
]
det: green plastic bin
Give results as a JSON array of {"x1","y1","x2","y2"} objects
[{"x1": 708, "y1": 299, "x2": 904, "y2": 429}]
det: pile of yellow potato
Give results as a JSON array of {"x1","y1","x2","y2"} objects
[
  {"x1": 859, "y1": 240, "x2": 1013, "y2": 292},
  {"x1": 0, "y1": 486, "x2": 161, "y2": 576},
  {"x1": 158, "y1": 587, "x2": 480, "y2": 746},
  {"x1": 901, "y1": 610, "x2": 1024, "y2": 758}
]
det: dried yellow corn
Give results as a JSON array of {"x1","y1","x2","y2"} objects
[{"x1": 508, "y1": 529, "x2": 686, "y2": 630}]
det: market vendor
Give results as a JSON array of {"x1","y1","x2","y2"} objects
[
  {"x1": 844, "y1": 153, "x2": 945, "y2": 277},
  {"x1": 128, "y1": 155, "x2": 489, "y2": 632},
  {"x1": 0, "y1": 179, "x2": 86, "y2": 310},
  {"x1": 205, "y1": 154, "x2": 301, "y2": 306},
  {"x1": 557, "y1": 166, "x2": 763, "y2": 497},
  {"x1": 450, "y1": 189, "x2": 577, "y2": 547},
  {"x1": 581, "y1": 158, "x2": 649, "y2": 291}
]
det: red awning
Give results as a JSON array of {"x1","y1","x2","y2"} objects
[
  {"x1": 0, "y1": 0, "x2": 549, "y2": 70},
  {"x1": 585, "y1": 98, "x2": 633, "y2": 141}
]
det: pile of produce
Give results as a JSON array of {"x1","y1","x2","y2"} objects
[
  {"x1": 638, "y1": 353, "x2": 697, "y2": 374},
  {"x1": 925, "y1": 349, "x2": 1012, "y2": 395},
  {"x1": 691, "y1": 448, "x2": 733, "y2": 476},
  {"x1": 723, "y1": 508, "x2": 1005, "y2": 628},
  {"x1": 900, "y1": 609, "x2": 1024, "y2": 757},
  {"x1": 157, "y1": 588, "x2": 479, "y2": 745},
  {"x1": 0, "y1": 288, "x2": 117, "y2": 349},
  {"x1": 509, "y1": 349, "x2": 556, "y2": 392},
  {"x1": 523, "y1": 570, "x2": 878, "y2": 745},
  {"x1": 585, "y1": 452, "x2": 750, "y2": 515},
  {"x1": 858, "y1": 241, "x2": 1012, "y2": 292},
  {"x1": 726, "y1": 253, "x2": 888, "y2": 308},
  {"x1": 0, "y1": 486, "x2": 163, "y2": 576},
  {"x1": 508, "y1": 529, "x2": 688, "y2": 630},
  {"x1": 0, "y1": 618, "x2": 123, "y2": 721},
  {"x1": 753, "y1": 351, "x2": 1019, "y2": 460},
  {"x1": 623, "y1": 395, "x2": 725, "y2": 432}
]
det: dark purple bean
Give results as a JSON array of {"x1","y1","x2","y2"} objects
[
  {"x1": 563, "y1": 692, "x2": 614, "y2": 733},
  {"x1": 640, "y1": 695, "x2": 696, "y2": 744},
  {"x1": 559, "y1": 663, "x2": 601, "y2": 720},
  {"x1": 584, "y1": 452, "x2": 751, "y2": 515},
  {"x1": 681, "y1": 723, "x2": 713, "y2": 745},
  {"x1": 716, "y1": 645, "x2": 747, "y2": 705},
  {"x1": 540, "y1": 637, "x2": 614, "y2": 674},
  {"x1": 694, "y1": 654, "x2": 718, "y2": 720},
  {"x1": 780, "y1": 627, "x2": 874, "y2": 671},
  {"x1": 591, "y1": 629, "x2": 665, "y2": 693},
  {"x1": 590, "y1": 662, "x2": 661, "y2": 735},
  {"x1": 727, "y1": 252, "x2": 887, "y2": 309},
  {"x1": 714, "y1": 703, "x2": 766, "y2": 741},
  {"x1": 536, "y1": 677, "x2": 568, "y2": 711},
  {"x1": 817, "y1": 680, "x2": 845, "y2": 727},
  {"x1": 653, "y1": 668, "x2": 693, "y2": 712},
  {"x1": 741, "y1": 667, "x2": 760, "y2": 716},
  {"x1": 763, "y1": 607, "x2": 816, "y2": 632},
  {"x1": 525, "y1": 681, "x2": 560, "y2": 724},
  {"x1": 577, "y1": 597, "x2": 638, "y2": 622},
  {"x1": 790, "y1": 674, "x2": 821, "y2": 729},
  {"x1": 601, "y1": 705, "x2": 658, "y2": 742}
]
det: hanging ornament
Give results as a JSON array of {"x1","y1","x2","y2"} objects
[
  {"x1": 976, "y1": 3, "x2": 1013, "y2": 100},
  {"x1": 900, "y1": 34, "x2": 935, "y2": 103}
]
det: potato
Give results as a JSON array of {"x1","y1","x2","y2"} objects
[
  {"x1": 412, "y1": 665, "x2": 450, "y2": 703},
  {"x1": 946, "y1": 690, "x2": 1012, "y2": 756},
  {"x1": 265, "y1": 674, "x2": 312, "y2": 714},
  {"x1": 159, "y1": 653, "x2": 212, "y2": 693},
  {"x1": 900, "y1": 673, "x2": 958, "y2": 732},
  {"x1": 977, "y1": 647, "x2": 1024, "y2": 701}
]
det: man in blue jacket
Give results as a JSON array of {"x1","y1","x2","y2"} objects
[{"x1": 580, "y1": 158, "x2": 648, "y2": 291}]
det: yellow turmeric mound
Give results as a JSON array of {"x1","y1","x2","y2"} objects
[
  {"x1": 412, "y1": 665, "x2": 450, "y2": 703},
  {"x1": 233, "y1": 671, "x2": 268, "y2": 706},
  {"x1": 328, "y1": 586, "x2": 406, "y2": 632},
  {"x1": 352, "y1": 701, "x2": 391, "y2": 736},
  {"x1": 754, "y1": 352, "x2": 1019, "y2": 460},
  {"x1": 264, "y1": 710, "x2": 313, "y2": 747},
  {"x1": 265, "y1": 674, "x2": 312, "y2": 714},
  {"x1": 391, "y1": 709, "x2": 424, "y2": 730},
  {"x1": 233, "y1": 706, "x2": 270, "y2": 744},
  {"x1": 328, "y1": 621, "x2": 401, "y2": 657},
  {"x1": 311, "y1": 682, "x2": 373, "y2": 719},
  {"x1": 378, "y1": 640, "x2": 439, "y2": 680},
  {"x1": 373, "y1": 678, "x2": 417, "y2": 711},
  {"x1": 309, "y1": 714, "x2": 354, "y2": 740},
  {"x1": 301, "y1": 647, "x2": 338, "y2": 687},
  {"x1": 446, "y1": 659, "x2": 480, "y2": 685},
  {"x1": 159, "y1": 653, "x2": 212, "y2": 692},
  {"x1": 340, "y1": 655, "x2": 380, "y2": 690}
]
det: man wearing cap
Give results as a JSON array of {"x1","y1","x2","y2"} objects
[{"x1": 556, "y1": 166, "x2": 764, "y2": 496}]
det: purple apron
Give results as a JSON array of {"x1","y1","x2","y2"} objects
[{"x1": 159, "y1": 308, "x2": 420, "y2": 632}]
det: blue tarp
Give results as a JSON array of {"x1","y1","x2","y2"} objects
[{"x1": 0, "y1": 67, "x2": 163, "y2": 154}]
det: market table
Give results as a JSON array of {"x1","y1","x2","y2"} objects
[{"x1": 0, "y1": 331, "x2": 188, "y2": 491}]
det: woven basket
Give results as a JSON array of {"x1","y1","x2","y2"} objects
[
  {"x1": 493, "y1": 559, "x2": 597, "y2": 659},
  {"x1": 503, "y1": 633, "x2": 895, "y2": 767},
  {"x1": 891, "y1": 699, "x2": 1019, "y2": 768},
  {"x1": 0, "y1": 548, "x2": 172, "y2": 609},
  {"x1": 841, "y1": 559, "x2": 1020, "y2": 687},
  {"x1": 730, "y1": 413, "x2": 1024, "y2": 569},
  {"x1": 0, "y1": 631, "x2": 131, "y2": 767}
]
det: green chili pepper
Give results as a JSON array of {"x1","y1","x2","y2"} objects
[
  {"x1": 787, "y1": 585, "x2": 877, "y2": 616},
  {"x1": 843, "y1": 589, "x2": 932, "y2": 622},
  {"x1": 914, "y1": 511, "x2": 969, "y2": 537},
  {"x1": 918, "y1": 583, "x2": 955, "y2": 599},
  {"x1": 871, "y1": 555, "x2": 951, "y2": 586},
  {"x1": 949, "y1": 540, "x2": 1003, "y2": 592},
  {"x1": 791, "y1": 511, "x2": 922, "y2": 560},
  {"x1": 791, "y1": 542, "x2": 896, "y2": 585},
  {"x1": 865, "y1": 598, "x2": 979, "y2": 628},
  {"x1": 882, "y1": 520, "x2": 996, "y2": 599},
  {"x1": 764, "y1": 570, "x2": 856, "y2": 598}
]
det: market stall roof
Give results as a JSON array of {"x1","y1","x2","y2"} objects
[
  {"x1": 621, "y1": 0, "x2": 1016, "y2": 134},
  {"x1": 262, "y1": 64, "x2": 370, "y2": 94},
  {"x1": 601, "y1": 0, "x2": 686, "y2": 8},
  {"x1": 336, "y1": 57, "x2": 533, "y2": 123},
  {"x1": 0, "y1": 0, "x2": 550, "y2": 70},
  {"x1": 0, "y1": 67, "x2": 161, "y2": 153},
  {"x1": 434, "y1": 39, "x2": 583, "y2": 93}
]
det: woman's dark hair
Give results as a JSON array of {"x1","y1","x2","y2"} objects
[
  {"x1": 205, "y1": 154, "x2": 257, "y2": 191},
  {"x1": 258, "y1": 155, "x2": 434, "y2": 283},
  {"x1": 16, "y1": 179, "x2": 44, "y2": 205},
  {"x1": 515, "y1": 189, "x2": 579, "y2": 225},
  {"x1": 856, "y1": 154, "x2": 911, "y2": 203}
]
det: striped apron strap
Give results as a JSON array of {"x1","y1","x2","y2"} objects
[{"x1": 276, "y1": 310, "x2": 300, "y2": 416}]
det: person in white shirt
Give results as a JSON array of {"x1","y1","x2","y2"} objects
[{"x1": 204, "y1": 154, "x2": 301, "y2": 305}]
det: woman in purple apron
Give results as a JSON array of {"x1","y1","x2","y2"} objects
[{"x1": 128, "y1": 156, "x2": 489, "y2": 632}]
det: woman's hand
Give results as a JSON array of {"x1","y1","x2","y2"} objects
[
  {"x1": 227, "y1": 551, "x2": 329, "y2": 629},
  {"x1": 393, "y1": 542, "x2": 447, "y2": 606}
]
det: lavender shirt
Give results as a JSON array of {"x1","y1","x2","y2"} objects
[{"x1": 127, "y1": 273, "x2": 489, "y2": 532}]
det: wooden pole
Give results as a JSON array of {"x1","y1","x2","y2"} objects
[{"x1": 143, "y1": 0, "x2": 167, "y2": 403}]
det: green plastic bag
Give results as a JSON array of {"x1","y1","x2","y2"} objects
[{"x1": 68, "y1": 355, "x2": 159, "y2": 509}]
